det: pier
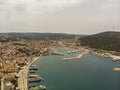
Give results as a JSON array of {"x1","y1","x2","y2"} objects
[{"x1": 63, "y1": 52, "x2": 88, "y2": 60}]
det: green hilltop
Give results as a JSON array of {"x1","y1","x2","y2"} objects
[{"x1": 80, "y1": 31, "x2": 120, "y2": 52}]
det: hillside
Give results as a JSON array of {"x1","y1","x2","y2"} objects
[
  {"x1": 80, "y1": 31, "x2": 120, "y2": 52},
  {"x1": 0, "y1": 33, "x2": 83, "y2": 42}
]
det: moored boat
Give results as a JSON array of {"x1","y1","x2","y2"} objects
[
  {"x1": 28, "y1": 74, "x2": 38, "y2": 78},
  {"x1": 28, "y1": 76, "x2": 43, "y2": 83},
  {"x1": 31, "y1": 64, "x2": 38, "y2": 67},
  {"x1": 29, "y1": 85, "x2": 46, "y2": 90},
  {"x1": 29, "y1": 70, "x2": 36, "y2": 73},
  {"x1": 29, "y1": 66, "x2": 38, "y2": 70}
]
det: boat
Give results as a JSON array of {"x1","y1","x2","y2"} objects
[
  {"x1": 67, "y1": 51, "x2": 71, "y2": 54},
  {"x1": 29, "y1": 70, "x2": 36, "y2": 73},
  {"x1": 52, "y1": 52, "x2": 64, "y2": 56},
  {"x1": 67, "y1": 50, "x2": 78, "y2": 54},
  {"x1": 28, "y1": 74, "x2": 38, "y2": 78},
  {"x1": 29, "y1": 66, "x2": 38, "y2": 70},
  {"x1": 29, "y1": 85, "x2": 46, "y2": 90},
  {"x1": 39, "y1": 85, "x2": 46, "y2": 90},
  {"x1": 28, "y1": 76, "x2": 43, "y2": 83},
  {"x1": 114, "y1": 65, "x2": 120, "y2": 71},
  {"x1": 31, "y1": 64, "x2": 38, "y2": 67}
]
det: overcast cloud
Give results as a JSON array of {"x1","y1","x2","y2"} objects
[{"x1": 0, "y1": 0, "x2": 119, "y2": 34}]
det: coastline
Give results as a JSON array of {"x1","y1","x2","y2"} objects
[
  {"x1": 18, "y1": 56, "x2": 40, "y2": 90},
  {"x1": 18, "y1": 47, "x2": 120, "y2": 90},
  {"x1": 90, "y1": 49, "x2": 120, "y2": 71},
  {"x1": 92, "y1": 50, "x2": 120, "y2": 61}
]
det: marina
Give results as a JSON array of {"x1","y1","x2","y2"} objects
[
  {"x1": 0, "y1": 1, "x2": 119, "y2": 89},
  {"x1": 32, "y1": 52, "x2": 120, "y2": 90},
  {"x1": 28, "y1": 63, "x2": 45, "y2": 90},
  {"x1": 21, "y1": 47, "x2": 120, "y2": 90}
]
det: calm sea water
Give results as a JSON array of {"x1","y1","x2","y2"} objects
[{"x1": 32, "y1": 53, "x2": 120, "y2": 90}]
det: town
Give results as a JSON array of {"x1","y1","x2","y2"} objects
[
  {"x1": 0, "y1": 36, "x2": 79, "y2": 90},
  {"x1": 0, "y1": 32, "x2": 120, "y2": 90}
]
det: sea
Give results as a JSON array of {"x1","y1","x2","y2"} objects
[{"x1": 29, "y1": 48, "x2": 120, "y2": 90}]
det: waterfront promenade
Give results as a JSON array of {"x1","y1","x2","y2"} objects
[
  {"x1": 18, "y1": 57, "x2": 39, "y2": 90},
  {"x1": 1, "y1": 76, "x2": 5, "y2": 90}
]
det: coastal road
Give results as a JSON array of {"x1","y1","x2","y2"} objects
[
  {"x1": 18, "y1": 65, "x2": 29, "y2": 90},
  {"x1": 1, "y1": 76, "x2": 5, "y2": 90},
  {"x1": 18, "y1": 57, "x2": 39, "y2": 90}
]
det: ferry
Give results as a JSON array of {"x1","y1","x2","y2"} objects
[
  {"x1": 28, "y1": 76, "x2": 43, "y2": 83},
  {"x1": 29, "y1": 85, "x2": 46, "y2": 90}
]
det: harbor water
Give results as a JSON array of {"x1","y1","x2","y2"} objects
[{"x1": 32, "y1": 52, "x2": 120, "y2": 90}]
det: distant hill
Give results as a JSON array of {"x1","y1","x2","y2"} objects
[
  {"x1": 0, "y1": 33, "x2": 84, "y2": 42},
  {"x1": 80, "y1": 31, "x2": 120, "y2": 52}
]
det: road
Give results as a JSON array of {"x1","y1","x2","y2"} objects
[
  {"x1": 18, "y1": 65, "x2": 28, "y2": 90},
  {"x1": 18, "y1": 57, "x2": 39, "y2": 90},
  {"x1": 1, "y1": 76, "x2": 5, "y2": 90}
]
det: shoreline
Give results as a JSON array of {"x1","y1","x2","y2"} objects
[
  {"x1": 92, "y1": 50, "x2": 120, "y2": 61},
  {"x1": 63, "y1": 47, "x2": 89, "y2": 60},
  {"x1": 90, "y1": 49, "x2": 120, "y2": 71},
  {"x1": 18, "y1": 56, "x2": 40, "y2": 90}
]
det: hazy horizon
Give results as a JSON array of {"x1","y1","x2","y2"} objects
[
  {"x1": 0, "y1": 30, "x2": 120, "y2": 35},
  {"x1": 0, "y1": 0, "x2": 120, "y2": 34}
]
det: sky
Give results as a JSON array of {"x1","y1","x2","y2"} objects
[{"x1": 0, "y1": 0, "x2": 120, "y2": 34}]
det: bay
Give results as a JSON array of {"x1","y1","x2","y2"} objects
[{"x1": 32, "y1": 53, "x2": 120, "y2": 90}]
